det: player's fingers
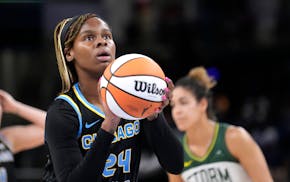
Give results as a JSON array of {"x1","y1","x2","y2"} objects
[
  {"x1": 160, "y1": 94, "x2": 169, "y2": 109},
  {"x1": 165, "y1": 77, "x2": 174, "y2": 91},
  {"x1": 164, "y1": 77, "x2": 174, "y2": 100}
]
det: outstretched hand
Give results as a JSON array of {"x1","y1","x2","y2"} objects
[
  {"x1": 0, "y1": 89, "x2": 18, "y2": 114},
  {"x1": 147, "y1": 77, "x2": 174, "y2": 121}
]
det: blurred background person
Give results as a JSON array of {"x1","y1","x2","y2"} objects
[
  {"x1": 167, "y1": 67, "x2": 273, "y2": 182},
  {"x1": 0, "y1": 89, "x2": 46, "y2": 182}
]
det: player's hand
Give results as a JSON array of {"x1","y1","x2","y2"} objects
[
  {"x1": 147, "y1": 77, "x2": 174, "y2": 121},
  {"x1": 0, "y1": 89, "x2": 19, "y2": 114},
  {"x1": 97, "y1": 78, "x2": 120, "y2": 120},
  {"x1": 100, "y1": 98, "x2": 121, "y2": 134},
  {"x1": 102, "y1": 97, "x2": 121, "y2": 122}
]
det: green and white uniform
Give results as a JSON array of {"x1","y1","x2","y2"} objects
[{"x1": 181, "y1": 123, "x2": 251, "y2": 182}]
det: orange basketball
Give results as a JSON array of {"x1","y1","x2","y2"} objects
[{"x1": 100, "y1": 53, "x2": 167, "y2": 120}]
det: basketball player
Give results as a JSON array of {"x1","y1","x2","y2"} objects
[
  {"x1": 167, "y1": 67, "x2": 273, "y2": 182},
  {"x1": 43, "y1": 13, "x2": 183, "y2": 182},
  {"x1": 0, "y1": 89, "x2": 46, "y2": 182}
]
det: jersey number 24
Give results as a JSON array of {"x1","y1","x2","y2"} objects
[{"x1": 103, "y1": 149, "x2": 132, "y2": 177}]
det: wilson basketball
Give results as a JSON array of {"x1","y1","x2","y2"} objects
[{"x1": 100, "y1": 53, "x2": 167, "y2": 120}]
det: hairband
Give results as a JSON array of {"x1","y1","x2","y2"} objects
[{"x1": 60, "y1": 15, "x2": 80, "y2": 51}]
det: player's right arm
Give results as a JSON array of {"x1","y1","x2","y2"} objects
[
  {"x1": 226, "y1": 126, "x2": 274, "y2": 182},
  {"x1": 45, "y1": 99, "x2": 114, "y2": 182}
]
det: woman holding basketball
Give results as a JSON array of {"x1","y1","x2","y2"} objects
[
  {"x1": 43, "y1": 13, "x2": 183, "y2": 182},
  {"x1": 167, "y1": 67, "x2": 273, "y2": 182}
]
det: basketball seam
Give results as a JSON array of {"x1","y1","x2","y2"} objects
[
  {"x1": 105, "y1": 87, "x2": 137, "y2": 118},
  {"x1": 112, "y1": 58, "x2": 164, "y2": 79},
  {"x1": 111, "y1": 74, "x2": 164, "y2": 80},
  {"x1": 112, "y1": 58, "x2": 137, "y2": 74}
]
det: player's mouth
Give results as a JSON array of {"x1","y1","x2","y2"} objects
[{"x1": 96, "y1": 51, "x2": 112, "y2": 62}]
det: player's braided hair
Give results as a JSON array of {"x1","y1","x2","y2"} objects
[
  {"x1": 54, "y1": 13, "x2": 97, "y2": 93},
  {"x1": 175, "y1": 66, "x2": 217, "y2": 120}
]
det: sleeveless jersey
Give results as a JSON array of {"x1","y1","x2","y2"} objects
[
  {"x1": 0, "y1": 134, "x2": 15, "y2": 182},
  {"x1": 55, "y1": 83, "x2": 142, "y2": 181},
  {"x1": 181, "y1": 123, "x2": 252, "y2": 182}
]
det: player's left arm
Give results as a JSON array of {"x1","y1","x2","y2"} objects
[
  {"x1": 226, "y1": 126, "x2": 274, "y2": 182},
  {"x1": 167, "y1": 172, "x2": 184, "y2": 182},
  {"x1": 143, "y1": 77, "x2": 183, "y2": 174},
  {"x1": 143, "y1": 112, "x2": 184, "y2": 174}
]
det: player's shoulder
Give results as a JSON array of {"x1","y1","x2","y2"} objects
[
  {"x1": 217, "y1": 122, "x2": 247, "y2": 142},
  {"x1": 47, "y1": 97, "x2": 73, "y2": 113},
  {"x1": 48, "y1": 91, "x2": 76, "y2": 110},
  {"x1": 46, "y1": 93, "x2": 79, "y2": 126},
  {"x1": 225, "y1": 124, "x2": 250, "y2": 141},
  {"x1": 45, "y1": 96, "x2": 80, "y2": 136},
  {"x1": 225, "y1": 124, "x2": 254, "y2": 155}
]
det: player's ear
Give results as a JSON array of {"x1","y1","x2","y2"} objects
[
  {"x1": 65, "y1": 48, "x2": 74, "y2": 62},
  {"x1": 199, "y1": 98, "x2": 208, "y2": 112}
]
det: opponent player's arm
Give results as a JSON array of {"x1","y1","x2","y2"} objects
[
  {"x1": 0, "y1": 125, "x2": 44, "y2": 154},
  {"x1": 0, "y1": 89, "x2": 46, "y2": 128},
  {"x1": 45, "y1": 100, "x2": 114, "y2": 182},
  {"x1": 10, "y1": 101, "x2": 46, "y2": 128},
  {"x1": 226, "y1": 126, "x2": 274, "y2": 182},
  {"x1": 0, "y1": 89, "x2": 46, "y2": 153},
  {"x1": 143, "y1": 112, "x2": 184, "y2": 174}
]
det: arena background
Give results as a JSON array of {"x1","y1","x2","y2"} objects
[{"x1": 0, "y1": 0, "x2": 289, "y2": 181}]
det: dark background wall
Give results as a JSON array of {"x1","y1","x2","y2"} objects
[{"x1": 0, "y1": 0, "x2": 289, "y2": 181}]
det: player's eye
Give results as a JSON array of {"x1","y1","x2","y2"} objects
[
  {"x1": 84, "y1": 35, "x2": 95, "y2": 41},
  {"x1": 103, "y1": 33, "x2": 112, "y2": 40}
]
